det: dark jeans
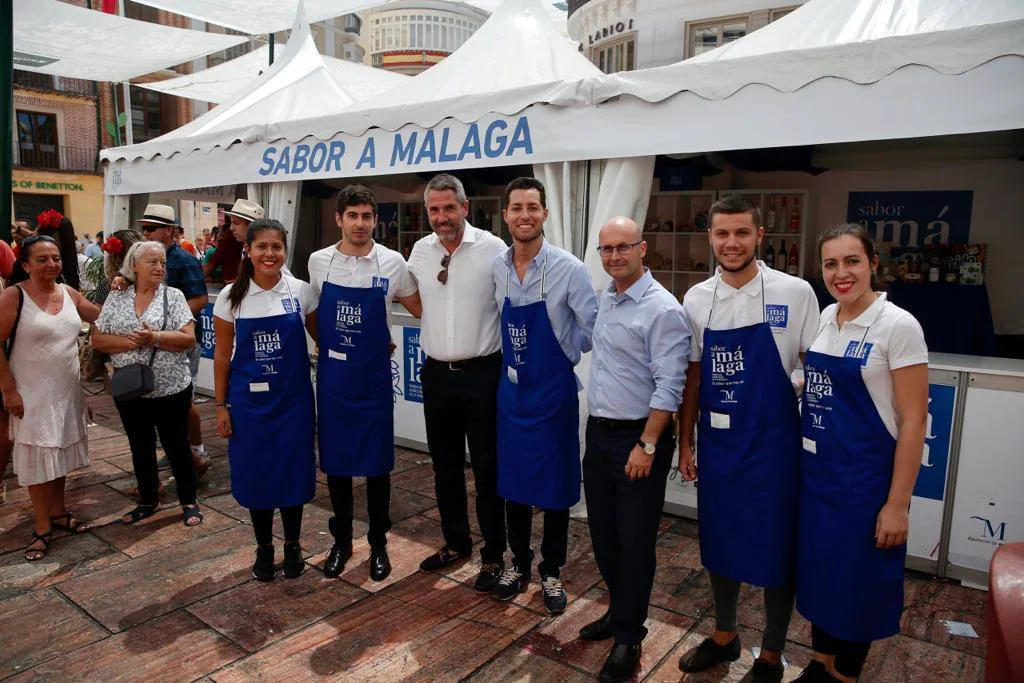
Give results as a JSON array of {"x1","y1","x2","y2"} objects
[
  {"x1": 249, "y1": 506, "x2": 303, "y2": 545},
  {"x1": 327, "y1": 474, "x2": 392, "y2": 548},
  {"x1": 812, "y1": 625, "x2": 872, "y2": 678},
  {"x1": 709, "y1": 572, "x2": 796, "y2": 652},
  {"x1": 115, "y1": 385, "x2": 196, "y2": 508},
  {"x1": 583, "y1": 417, "x2": 673, "y2": 645},
  {"x1": 421, "y1": 353, "x2": 505, "y2": 564},
  {"x1": 507, "y1": 501, "x2": 569, "y2": 578}
]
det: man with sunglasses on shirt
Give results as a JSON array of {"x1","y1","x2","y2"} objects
[{"x1": 406, "y1": 173, "x2": 508, "y2": 594}]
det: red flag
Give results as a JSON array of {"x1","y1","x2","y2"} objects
[{"x1": 101, "y1": 0, "x2": 119, "y2": 14}]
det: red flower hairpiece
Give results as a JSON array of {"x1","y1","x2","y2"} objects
[
  {"x1": 37, "y1": 209, "x2": 64, "y2": 230},
  {"x1": 101, "y1": 236, "x2": 124, "y2": 255}
]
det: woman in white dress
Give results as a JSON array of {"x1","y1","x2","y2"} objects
[{"x1": 0, "y1": 235, "x2": 100, "y2": 560}]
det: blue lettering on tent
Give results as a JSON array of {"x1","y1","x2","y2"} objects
[
  {"x1": 390, "y1": 132, "x2": 418, "y2": 167},
  {"x1": 326, "y1": 141, "x2": 345, "y2": 172},
  {"x1": 439, "y1": 128, "x2": 458, "y2": 163},
  {"x1": 292, "y1": 144, "x2": 310, "y2": 174},
  {"x1": 459, "y1": 124, "x2": 481, "y2": 162},
  {"x1": 507, "y1": 117, "x2": 533, "y2": 156},
  {"x1": 484, "y1": 120, "x2": 508, "y2": 158},
  {"x1": 258, "y1": 147, "x2": 276, "y2": 176},
  {"x1": 415, "y1": 129, "x2": 437, "y2": 165},
  {"x1": 308, "y1": 142, "x2": 327, "y2": 172},
  {"x1": 356, "y1": 139, "x2": 376, "y2": 170},
  {"x1": 273, "y1": 146, "x2": 292, "y2": 174}
]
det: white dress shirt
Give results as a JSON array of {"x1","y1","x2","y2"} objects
[{"x1": 407, "y1": 223, "x2": 506, "y2": 362}]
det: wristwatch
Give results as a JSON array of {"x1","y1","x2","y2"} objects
[{"x1": 637, "y1": 440, "x2": 656, "y2": 455}]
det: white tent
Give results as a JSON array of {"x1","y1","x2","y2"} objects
[
  {"x1": 13, "y1": 0, "x2": 248, "y2": 81},
  {"x1": 137, "y1": 45, "x2": 407, "y2": 104}
]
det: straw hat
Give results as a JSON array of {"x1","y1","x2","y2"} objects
[
  {"x1": 224, "y1": 199, "x2": 265, "y2": 223},
  {"x1": 136, "y1": 204, "x2": 176, "y2": 227}
]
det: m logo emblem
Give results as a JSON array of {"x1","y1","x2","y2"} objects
[
  {"x1": 811, "y1": 412, "x2": 823, "y2": 428},
  {"x1": 720, "y1": 389, "x2": 736, "y2": 403},
  {"x1": 261, "y1": 364, "x2": 277, "y2": 375}
]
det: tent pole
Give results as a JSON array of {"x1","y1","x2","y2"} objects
[
  {"x1": 115, "y1": 1, "x2": 134, "y2": 145},
  {"x1": 582, "y1": 159, "x2": 592, "y2": 255},
  {"x1": 269, "y1": 34, "x2": 275, "y2": 65},
  {"x1": 1, "y1": 0, "x2": 11, "y2": 240}
]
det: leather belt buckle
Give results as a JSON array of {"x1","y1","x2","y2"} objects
[{"x1": 448, "y1": 360, "x2": 467, "y2": 371}]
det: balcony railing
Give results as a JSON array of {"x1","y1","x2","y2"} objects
[
  {"x1": 15, "y1": 145, "x2": 100, "y2": 173},
  {"x1": 13, "y1": 70, "x2": 97, "y2": 98},
  {"x1": 567, "y1": 0, "x2": 594, "y2": 17}
]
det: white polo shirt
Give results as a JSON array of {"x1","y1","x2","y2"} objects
[
  {"x1": 407, "y1": 223, "x2": 506, "y2": 362},
  {"x1": 307, "y1": 241, "x2": 416, "y2": 331},
  {"x1": 810, "y1": 293, "x2": 928, "y2": 439},
  {"x1": 683, "y1": 261, "x2": 820, "y2": 375},
  {"x1": 212, "y1": 274, "x2": 319, "y2": 323}
]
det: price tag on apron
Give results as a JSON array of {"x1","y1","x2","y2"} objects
[
  {"x1": 709, "y1": 411, "x2": 730, "y2": 429},
  {"x1": 802, "y1": 437, "x2": 817, "y2": 454},
  {"x1": 507, "y1": 366, "x2": 518, "y2": 384},
  {"x1": 249, "y1": 382, "x2": 270, "y2": 393},
  {"x1": 328, "y1": 349, "x2": 347, "y2": 361}
]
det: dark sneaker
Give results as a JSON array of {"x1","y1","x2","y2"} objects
[
  {"x1": 794, "y1": 660, "x2": 831, "y2": 682},
  {"x1": 751, "y1": 657, "x2": 785, "y2": 683},
  {"x1": 540, "y1": 574, "x2": 568, "y2": 614},
  {"x1": 419, "y1": 546, "x2": 471, "y2": 572},
  {"x1": 282, "y1": 542, "x2": 304, "y2": 579},
  {"x1": 474, "y1": 562, "x2": 504, "y2": 593},
  {"x1": 678, "y1": 635, "x2": 742, "y2": 673},
  {"x1": 490, "y1": 564, "x2": 528, "y2": 602},
  {"x1": 252, "y1": 545, "x2": 275, "y2": 581}
]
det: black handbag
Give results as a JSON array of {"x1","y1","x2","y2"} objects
[{"x1": 111, "y1": 287, "x2": 168, "y2": 401}]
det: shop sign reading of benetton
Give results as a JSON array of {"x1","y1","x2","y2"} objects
[
  {"x1": 12, "y1": 179, "x2": 86, "y2": 192},
  {"x1": 258, "y1": 116, "x2": 534, "y2": 178}
]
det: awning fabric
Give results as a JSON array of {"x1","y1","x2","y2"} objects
[{"x1": 13, "y1": 0, "x2": 247, "y2": 81}]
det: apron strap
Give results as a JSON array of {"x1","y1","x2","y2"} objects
[
  {"x1": 325, "y1": 242, "x2": 381, "y2": 287},
  {"x1": 506, "y1": 249, "x2": 549, "y2": 300},
  {"x1": 707, "y1": 269, "x2": 766, "y2": 329}
]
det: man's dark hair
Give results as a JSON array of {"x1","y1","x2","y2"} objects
[
  {"x1": 96, "y1": 231, "x2": 104, "y2": 240},
  {"x1": 708, "y1": 194, "x2": 761, "y2": 229},
  {"x1": 503, "y1": 177, "x2": 546, "y2": 209},
  {"x1": 336, "y1": 184, "x2": 378, "y2": 215}
]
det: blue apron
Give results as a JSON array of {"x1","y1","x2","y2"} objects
[
  {"x1": 497, "y1": 254, "x2": 580, "y2": 510},
  {"x1": 316, "y1": 249, "x2": 394, "y2": 477},
  {"x1": 797, "y1": 326, "x2": 903, "y2": 642},
  {"x1": 697, "y1": 276, "x2": 800, "y2": 588},
  {"x1": 228, "y1": 280, "x2": 316, "y2": 509}
]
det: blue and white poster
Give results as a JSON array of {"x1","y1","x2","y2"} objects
[
  {"x1": 198, "y1": 302, "x2": 216, "y2": 360},
  {"x1": 914, "y1": 383, "x2": 955, "y2": 501},
  {"x1": 403, "y1": 326, "x2": 424, "y2": 403},
  {"x1": 846, "y1": 191, "x2": 973, "y2": 247}
]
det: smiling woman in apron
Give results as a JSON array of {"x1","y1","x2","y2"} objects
[
  {"x1": 794, "y1": 224, "x2": 928, "y2": 683},
  {"x1": 213, "y1": 219, "x2": 318, "y2": 582}
]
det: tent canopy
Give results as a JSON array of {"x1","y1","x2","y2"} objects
[
  {"x1": 137, "y1": 44, "x2": 407, "y2": 104},
  {"x1": 13, "y1": 0, "x2": 247, "y2": 82}
]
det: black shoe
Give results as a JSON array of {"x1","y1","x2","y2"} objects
[
  {"x1": 795, "y1": 660, "x2": 831, "y2": 682},
  {"x1": 490, "y1": 564, "x2": 528, "y2": 602},
  {"x1": 579, "y1": 610, "x2": 613, "y2": 641},
  {"x1": 323, "y1": 543, "x2": 352, "y2": 578},
  {"x1": 369, "y1": 545, "x2": 392, "y2": 581},
  {"x1": 678, "y1": 635, "x2": 741, "y2": 673},
  {"x1": 540, "y1": 574, "x2": 567, "y2": 614},
  {"x1": 599, "y1": 643, "x2": 641, "y2": 683},
  {"x1": 418, "y1": 546, "x2": 471, "y2": 572},
  {"x1": 283, "y1": 542, "x2": 304, "y2": 579},
  {"x1": 751, "y1": 657, "x2": 785, "y2": 683},
  {"x1": 252, "y1": 545, "x2": 275, "y2": 581},
  {"x1": 474, "y1": 561, "x2": 504, "y2": 593}
]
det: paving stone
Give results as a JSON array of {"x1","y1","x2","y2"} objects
[
  {"x1": 9, "y1": 610, "x2": 244, "y2": 682},
  {"x1": 468, "y1": 646, "x2": 593, "y2": 682},
  {"x1": 0, "y1": 533, "x2": 128, "y2": 600},
  {"x1": 90, "y1": 504, "x2": 240, "y2": 558},
  {"x1": 0, "y1": 589, "x2": 109, "y2": 677},
  {"x1": 390, "y1": 462, "x2": 442, "y2": 498},
  {"x1": 856, "y1": 633, "x2": 985, "y2": 682},
  {"x1": 900, "y1": 573, "x2": 988, "y2": 658}
]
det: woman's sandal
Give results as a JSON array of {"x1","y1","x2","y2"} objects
[
  {"x1": 122, "y1": 504, "x2": 160, "y2": 525},
  {"x1": 50, "y1": 512, "x2": 89, "y2": 533},
  {"x1": 25, "y1": 531, "x2": 53, "y2": 561},
  {"x1": 182, "y1": 505, "x2": 204, "y2": 527}
]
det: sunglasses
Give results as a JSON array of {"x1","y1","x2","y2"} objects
[
  {"x1": 437, "y1": 254, "x2": 451, "y2": 285},
  {"x1": 21, "y1": 234, "x2": 57, "y2": 247}
]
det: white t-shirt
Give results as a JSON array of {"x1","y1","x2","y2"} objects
[
  {"x1": 212, "y1": 274, "x2": 319, "y2": 323},
  {"x1": 407, "y1": 224, "x2": 506, "y2": 362},
  {"x1": 683, "y1": 261, "x2": 819, "y2": 375},
  {"x1": 810, "y1": 293, "x2": 928, "y2": 439},
  {"x1": 307, "y1": 242, "x2": 415, "y2": 332}
]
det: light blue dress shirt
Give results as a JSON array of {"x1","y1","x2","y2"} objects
[
  {"x1": 588, "y1": 270, "x2": 692, "y2": 419},
  {"x1": 492, "y1": 239, "x2": 598, "y2": 366}
]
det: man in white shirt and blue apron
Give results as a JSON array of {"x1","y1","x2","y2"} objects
[
  {"x1": 677, "y1": 195, "x2": 820, "y2": 683},
  {"x1": 580, "y1": 217, "x2": 691, "y2": 683},
  {"x1": 309, "y1": 185, "x2": 421, "y2": 582},
  {"x1": 489, "y1": 177, "x2": 597, "y2": 614}
]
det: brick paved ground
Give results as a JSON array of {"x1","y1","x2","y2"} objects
[{"x1": 0, "y1": 394, "x2": 988, "y2": 681}]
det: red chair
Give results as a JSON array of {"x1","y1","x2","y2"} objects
[{"x1": 987, "y1": 541, "x2": 1024, "y2": 682}]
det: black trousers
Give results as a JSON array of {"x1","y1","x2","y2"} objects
[
  {"x1": 583, "y1": 417, "x2": 674, "y2": 645},
  {"x1": 250, "y1": 506, "x2": 303, "y2": 545},
  {"x1": 812, "y1": 625, "x2": 872, "y2": 678},
  {"x1": 421, "y1": 353, "x2": 505, "y2": 564},
  {"x1": 507, "y1": 501, "x2": 569, "y2": 578},
  {"x1": 327, "y1": 474, "x2": 391, "y2": 548},
  {"x1": 115, "y1": 385, "x2": 197, "y2": 508}
]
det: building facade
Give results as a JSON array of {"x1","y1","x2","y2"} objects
[
  {"x1": 362, "y1": 0, "x2": 489, "y2": 75},
  {"x1": 567, "y1": 0, "x2": 805, "y2": 73}
]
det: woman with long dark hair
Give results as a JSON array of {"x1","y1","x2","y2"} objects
[
  {"x1": 213, "y1": 219, "x2": 318, "y2": 581},
  {"x1": 8, "y1": 211, "x2": 81, "y2": 290},
  {"x1": 795, "y1": 224, "x2": 929, "y2": 682}
]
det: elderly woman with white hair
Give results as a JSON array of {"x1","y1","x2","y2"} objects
[{"x1": 91, "y1": 240, "x2": 203, "y2": 527}]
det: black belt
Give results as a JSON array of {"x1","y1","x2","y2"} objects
[
  {"x1": 425, "y1": 351, "x2": 501, "y2": 372},
  {"x1": 590, "y1": 416, "x2": 647, "y2": 431}
]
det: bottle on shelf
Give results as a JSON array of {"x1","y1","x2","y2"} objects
[
  {"x1": 775, "y1": 240, "x2": 788, "y2": 271},
  {"x1": 764, "y1": 198, "x2": 777, "y2": 231},
  {"x1": 779, "y1": 198, "x2": 789, "y2": 234},
  {"x1": 789, "y1": 196, "x2": 801, "y2": 233},
  {"x1": 928, "y1": 248, "x2": 941, "y2": 283},
  {"x1": 764, "y1": 239, "x2": 776, "y2": 269},
  {"x1": 403, "y1": 206, "x2": 412, "y2": 230},
  {"x1": 787, "y1": 242, "x2": 799, "y2": 276}
]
